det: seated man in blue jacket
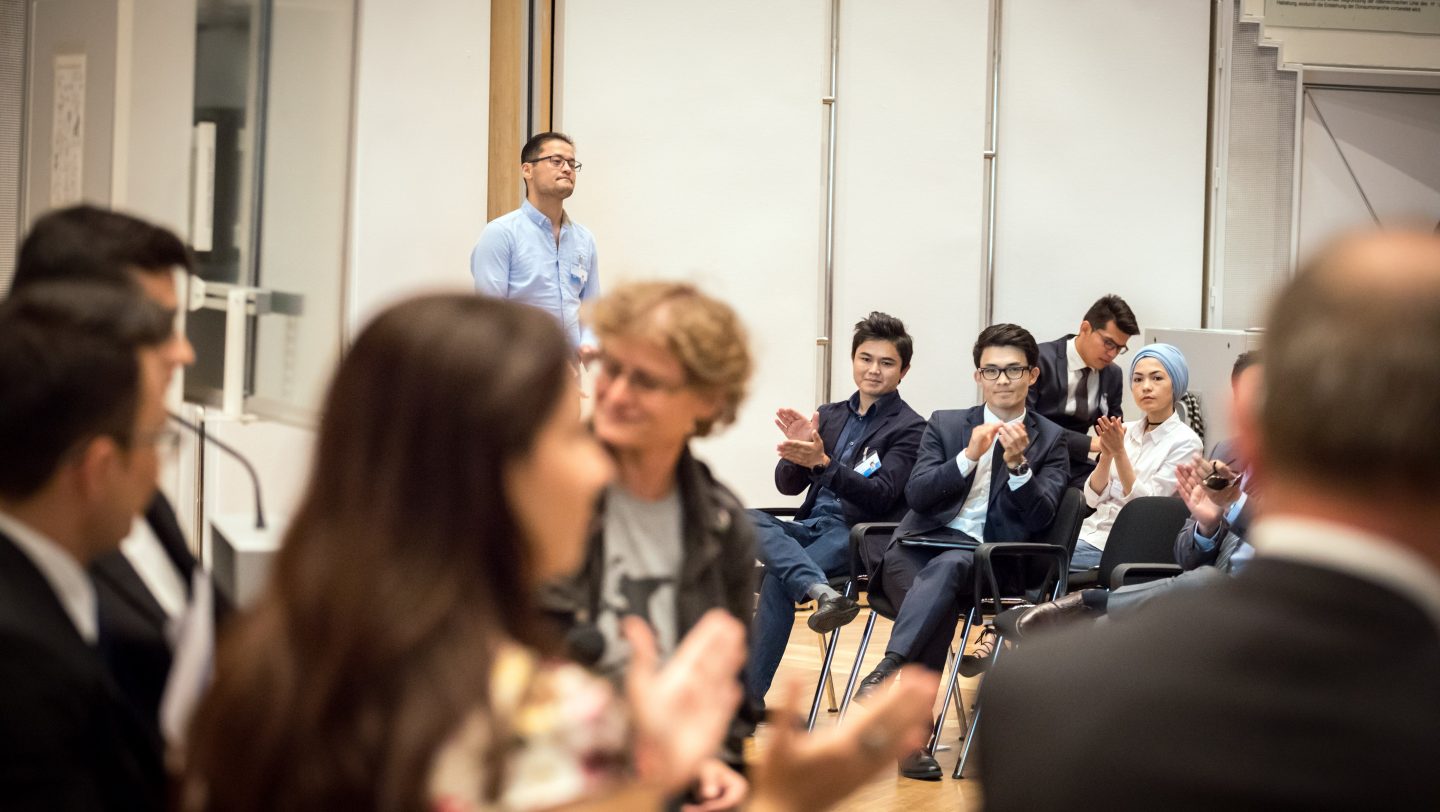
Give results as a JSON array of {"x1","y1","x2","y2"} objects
[
  {"x1": 855, "y1": 323, "x2": 1069, "y2": 780},
  {"x1": 747, "y1": 312, "x2": 926, "y2": 708}
]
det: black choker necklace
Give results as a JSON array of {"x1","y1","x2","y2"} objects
[{"x1": 1145, "y1": 419, "x2": 1166, "y2": 427}]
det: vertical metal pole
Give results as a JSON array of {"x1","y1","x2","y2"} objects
[
  {"x1": 979, "y1": 0, "x2": 1003, "y2": 330},
  {"x1": 817, "y1": 0, "x2": 840, "y2": 405}
]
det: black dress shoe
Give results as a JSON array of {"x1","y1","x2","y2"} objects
[
  {"x1": 994, "y1": 590, "x2": 1092, "y2": 640},
  {"x1": 958, "y1": 625, "x2": 1001, "y2": 677},
  {"x1": 852, "y1": 657, "x2": 900, "y2": 704},
  {"x1": 807, "y1": 593, "x2": 860, "y2": 634},
  {"x1": 899, "y1": 749, "x2": 942, "y2": 781}
]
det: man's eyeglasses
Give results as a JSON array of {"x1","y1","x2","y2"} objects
[
  {"x1": 526, "y1": 154, "x2": 582, "y2": 172},
  {"x1": 978, "y1": 365, "x2": 1032, "y2": 381},
  {"x1": 1100, "y1": 335, "x2": 1129, "y2": 355},
  {"x1": 596, "y1": 353, "x2": 685, "y2": 394}
]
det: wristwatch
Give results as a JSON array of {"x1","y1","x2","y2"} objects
[
  {"x1": 1006, "y1": 461, "x2": 1029, "y2": 477},
  {"x1": 810, "y1": 461, "x2": 829, "y2": 476}
]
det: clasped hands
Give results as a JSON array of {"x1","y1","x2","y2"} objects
[
  {"x1": 965, "y1": 421, "x2": 1029, "y2": 468},
  {"x1": 1093, "y1": 415, "x2": 1127, "y2": 457},
  {"x1": 774, "y1": 407, "x2": 829, "y2": 470}
]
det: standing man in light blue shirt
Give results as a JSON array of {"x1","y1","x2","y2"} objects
[{"x1": 470, "y1": 131, "x2": 599, "y2": 360}]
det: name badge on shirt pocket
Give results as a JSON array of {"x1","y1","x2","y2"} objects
[
  {"x1": 854, "y1": 450, "x2": 881, "y2": 478},
  {"x1": 571, "y1": 255, "x2": 589, "y2": 289}
]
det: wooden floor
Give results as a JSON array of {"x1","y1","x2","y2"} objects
[{"x1": 745, "y1": 604, "x2": 987, "y2": 812}]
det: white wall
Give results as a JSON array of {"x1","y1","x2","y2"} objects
[
  {"x1": 559, "y1": 0, "x2": 830, "y2": 508},
  {"x1": 346, "y1": 0, "x2": 490, "y2": 329},
  {"x1": 830, "y1": 0, "x2": 989, "y2": 421},
  {"x1": 1242, "y1": 0, "x2": 1440, "y2": 69},
  {"x1": 560, "y1": 0, "x2": 1214, "y2": 506},
  {"x1": 207, "y1": 0, "x2": 492, "y2": 534},
  {"x1": 991, "y1": 0, "x2": 1211, "y2": 345}
]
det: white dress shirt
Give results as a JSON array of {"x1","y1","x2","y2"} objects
[
  {"x1": 947, "y1": 407, "x2": 1034, "y2": 541},
  {"x1": 1065, "y1": 338, "x2": 1101, "y2": 418},
  {"x1": 0, "y1": 511, "x2": 98, "y2": 644},
  {"x1": 120, "y1": 515, "x2": 188, "y2": 620},
  {"x1": 1079, "y1": 411, "x2": 1202, "y2": 552}
]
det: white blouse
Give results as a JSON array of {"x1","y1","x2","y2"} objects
[{"x1": 1078, "y1": 411, "x2": 1202, "y2": 552}]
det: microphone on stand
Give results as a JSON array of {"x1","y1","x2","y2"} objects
[{"x1": 168, "y1": 411, "x2": 267, "y2": 530}]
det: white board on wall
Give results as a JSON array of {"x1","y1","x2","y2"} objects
[
  {"x1": 559, "y1": 0, "x2": 831, "y2": 507},
  {"x1": 991, "y1": 0, "x2": 1210, "y2": 349},
  {"x1": 830, "y1": 0, "x2": 989, "y2": 421}
]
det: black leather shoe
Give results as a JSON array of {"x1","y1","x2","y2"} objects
[
  {"x1": 994, "y1": 590, "x2": 1092, "y2": 640},
  {"x1": 807, "y1": 593, "x2": 860, "y2": 634},
  {"x1": 958, "y1": 625, "x2": 1001, "y2": 677},
  {"x1": 852, "y1": 657, "x2": 900, "y2": 704},
  {"x1": 899, "y1": 749, "x2": 943, "y2": 781}
]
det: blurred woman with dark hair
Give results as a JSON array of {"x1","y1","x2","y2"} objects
[{"x1": 182, "y1": 293, "x2": 934, "y2": 812}]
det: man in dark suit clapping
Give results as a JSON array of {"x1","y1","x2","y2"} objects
[{"x1": 853, "y1": 324, "x2": 1069, "y2": 780}]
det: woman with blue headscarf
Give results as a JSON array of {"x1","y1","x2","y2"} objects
[{"x1": 1067, "y1": 343, "x2": 1203, "y2": 571}]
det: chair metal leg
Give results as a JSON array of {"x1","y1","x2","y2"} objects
[
  {"x1": 924, "y1": 607, "x2": 976, "y2": 755},
  {"x1": 807, "y1": 626, "x2": 844, "y2": 731},
  {"x1": 814, "y1": 633, "x2": 839, "y2": 712},
  {"x1": 954, "y1": 632, "x2": 1005, "y2": 779},
  {"x1": 836, "y1": 609, "x2": 877, "y2": 724}
]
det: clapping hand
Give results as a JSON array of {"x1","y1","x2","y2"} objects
[
  {"x1": 1095, "y1": 416, "x2": 1126, "y2": 457},
  {"x1": 774, "y1": 408, "x2": 816, "y2": 442},
  {"x1": 626, "y1": 611, "x2": 745, "y2": 794},
  {"x1": 997, "y1": 421, "x2": 1029, "y2": 467},
  {"x1": 775, "y1": 409, "x2": 828, "y2": 469},
  {"x1": 965, "y1": 423, "x2": 1003, "y2": 463},
  {"x1": 1176, "y1": 455, "x2": 1226, "y2": 536},
  {"x1": 749, "y1": 669, "x2": 939, "y2": 812}
]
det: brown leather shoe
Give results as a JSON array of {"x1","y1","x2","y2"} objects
[{"x1": 994, "y1": 590, "x2": 1092, "y2": 640}]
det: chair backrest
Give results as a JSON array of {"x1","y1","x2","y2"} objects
[
  {"x1": 1039, "y1": 488, "x2": 1086, "y2": 555},
  {"x1": 1016, "y1": 488, "x2": 1086, "y2": 599},
  {"x1": 1095, "y1": 496, "x2": 1190, "y2": 587}
]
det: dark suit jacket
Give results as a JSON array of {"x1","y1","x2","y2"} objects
[
  {"x1": 90, "y1": 493, "x2": 197, "y2": 749},
  {"x1": 979, "y1": 557, "x2": 1440, "y2": 811},
  {"x1": 892, "y1": 406, "x2": 1069, "y2": 543},
  {"x1": 0, "y1": 532, "x2": 165, "y2": 810},
  {"x1": 1027, "y1": 335, "x2": 1124, "y2": 474},
  {"x1": 773, "y1": 390, "x2": 926, "y2": 525}
]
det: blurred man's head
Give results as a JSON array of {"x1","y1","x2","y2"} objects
[
  {"x1": 1237, "y1": 231, "x2": 1440, "y2": 531},
  {"x1": 0, "y1": 283, "x2": 174, "y2": 561},
  {"x1": 13, "y1": 205, "x2": 196, "y2": 383}
]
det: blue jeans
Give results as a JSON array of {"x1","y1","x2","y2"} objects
[
  {"x1": 746, "y1": 508, "x2": 851, "y2": 703},
  {"x1": 1070, "y1": 539, "x2": 1103, "y2": 572}
]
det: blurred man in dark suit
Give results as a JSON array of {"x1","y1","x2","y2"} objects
[
  {"x1": 0, "y1": 284, "x2": 174, "y2": 809},
  {"x1": 11, "y1": 205, "x2": 209, "y2": 751},
  {"x1": 980, "y1": 232, "x2": 1440, "y2": 810}
]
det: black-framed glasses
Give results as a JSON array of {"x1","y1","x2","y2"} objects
[
  {"x1": 978, "y1": 365, "x2": 1031, "y2": 381},
  {"x1": 596, "y1": 353, "x2": 685, "y2": 394},
  {"x1": 526, "y1": 154, "x2": 582, "y2": 172},
  {"x1": 1101, "y1": 335, "x2": 1130, "y2": 355}
]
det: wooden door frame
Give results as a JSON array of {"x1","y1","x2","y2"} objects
[{"x1": 487, "y1": 0, "x2": 554, "y2": 221}]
